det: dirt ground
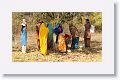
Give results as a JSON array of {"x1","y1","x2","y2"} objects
[{"x1": 12, "y1": 32, "x2": 102, "y2": 62}]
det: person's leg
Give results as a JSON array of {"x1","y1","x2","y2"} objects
[
  {"x1": 84, "y1": 38, "x2": 87, "y2": 48},
  {"x1": 65, "y1": 40, "x2": 68, "y2": 54},
  {"x1": 24, "y1": 45, "x2": 26, "y2": 53},
  {"x1": 55, "y1": 34, "x2": 59, "y2": 52},
  {"x1": 86, "y1": 38, "x2": 90, "y2": 47},
  {"x1": 56, "y1": 34, "x2": 59, "y2": 44},
  {"x1": 22, "y1": 46, "x2": 24, "y2": 53},
  {"x1": 77, "y1": 37, "x2": 79, "y2": 48},
  {"x1": 75, "y1": 37, "x2": 79, "y2": 48},
  {"x1": 22, "y1": 45, "x2": 26, "y2": 53},
  {"x1": 71, "y1": 37, "x2": 75, "y2": 49},
  {"x1": 88, "y1": 38, "x2": 90, "y2": 47},
  {"x1": 71, "y1": 38, "x2": 73, "y2": 49},
  {"x1": 37, "y1": 39, "x2": 40, "y2": 50}
]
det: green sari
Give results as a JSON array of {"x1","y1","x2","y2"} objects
[{"x1": 47, "y1": 23, "x2": 54, "y2": 49}]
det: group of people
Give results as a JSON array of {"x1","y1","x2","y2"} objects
[{"x1": 20, "y1": 18, "x2": 93, "y2": 56}]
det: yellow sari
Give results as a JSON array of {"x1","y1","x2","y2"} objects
[{"x1": 39, "y1": 23, "x2": 49, "y2": 55}]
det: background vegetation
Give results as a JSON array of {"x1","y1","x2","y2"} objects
[{"x1": 12, "y1": 12, "x2": 102, "y2": 35}]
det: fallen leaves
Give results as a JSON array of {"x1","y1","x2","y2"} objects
[
  {"x1": 12, "y1": 33, "x2": 102, "y2": 62},
  {"x1": 12, "y1": 49, "x2": 102, "y2": 62}
]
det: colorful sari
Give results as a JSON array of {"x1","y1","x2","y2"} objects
[
  {"x1": 39, "y1": 23, "x2": 49, "y2": 55},
  {"x1": 57, "y1": 33, "x2": 66, "y2": 52},
  {"x1": 47, "y1": 23, "x2": 54, "y2": 49}
]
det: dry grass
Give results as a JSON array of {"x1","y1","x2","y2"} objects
[{"x1": 12, "y1": 32, "x2": 102, "y2": 62}]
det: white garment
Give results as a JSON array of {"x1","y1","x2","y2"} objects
[
  {"x1": 90, "y1": 25, "x2": 95, "y2": 33},
  {"x1": 83, "y1": 25, "x2": 95, "y2": 33},
  {"x1": 21, "y1": 23, "x2": 26, "y2": 26},
  {"x1": 22, "y1": 46, "x2": 26, "y2": 53}
]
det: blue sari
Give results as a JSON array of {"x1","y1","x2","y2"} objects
[{"x1": 21, "y1": 25, "x2": 27, "y2": 46}]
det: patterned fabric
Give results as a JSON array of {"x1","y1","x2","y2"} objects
[{"x1": 57, "y1": 33, "x2": 66, "y2": 52}]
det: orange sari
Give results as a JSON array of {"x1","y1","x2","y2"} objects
[{"x1": 57, "y1": 33, "x2": 66, "y2": 52}]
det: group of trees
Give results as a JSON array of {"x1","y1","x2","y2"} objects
[{"x1": 12, "y1": 12, "x2": 102, "y2": 35}]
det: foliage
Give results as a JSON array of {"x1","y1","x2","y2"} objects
[{"x1": 12, "y1": 12, "x2": 102, "y2": 33}]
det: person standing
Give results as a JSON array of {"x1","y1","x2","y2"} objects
[
  {"x1": 39, "y1": 21, "x2": 49, "y2": 55},
  {"x1": 35, "y1": 21, "x2": 40, "y2": 50},
  {"x1": 47, "y1": 22, "x2": 54, "y2": 49},
  {"x1": 69, "y1": 23, "x2": 80, "y2": 49},
  {"x1": 21, "y1": 19, "x2": 27, "y2": 53},
  {"x1": 84, "y1": 19, "x2": 91, "y2": 48}
]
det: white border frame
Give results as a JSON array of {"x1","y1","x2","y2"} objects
[{"x1": 0, "y1": 0, "x2": 114, "y2": 74}]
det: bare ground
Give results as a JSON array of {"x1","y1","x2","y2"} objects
[{"x1": 12, "y1": 32, "x2": 102, "y2": 62}]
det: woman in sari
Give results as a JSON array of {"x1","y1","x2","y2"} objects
[
  {"x1": 47, "y1": 23, "x2": 54, "y2": 49},
  {"x1": 57, "y1": 32, "x2": 71, "y2": 53},
  {"x1": 21, "y1": 19, "x2": 27, "y2": 53},
  {"x1": 39, "y1": 22, "x2": 49, "y2": 55},
  {"x1": 57, "y1": 33, "x2": 66, "y2": 53}
]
